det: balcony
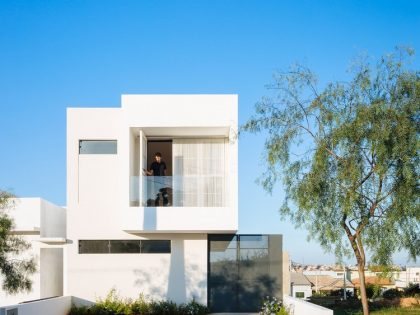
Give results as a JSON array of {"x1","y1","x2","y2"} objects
[
  {"x1": 130, "y1": 175, "x2": 227, "y2": 207},
  {"x1": 125, "y1": 130, "x2": 237, "y2": 233}
]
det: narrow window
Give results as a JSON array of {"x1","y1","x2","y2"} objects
[
  {"x1": 79, "y1": 140, "x2": 117, "y2": 154},
  {"x1": 141, "y1": 240, "x2": 171, "y2": 253},
  {"x1": 110, "y1": 240, "x2": 141, "y2": 253},
  {"x1": 79, "y1": 240, "x2": 110, "y2": 254},
  {"x1": 79, "y1": 240, "x2": 171, "y2": 254}
]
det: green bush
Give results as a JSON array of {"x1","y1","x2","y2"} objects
[
  {"x1": 260, "y1": 296, "x2": 290, "y2": 315},
  {"x1": 365, "y1": 284, "x2": 382, "y2": 299},
  {"x1": 382, "y1": 288, "x2": 402, "y2": 300},
  {"x1": 403, "y1": 283, "x2": 419, "y2": 297},
  {"x1": 178, "y1": 300, "x2": 209, "y2": 315},
  {"x1": 68, "y1": 289, "x2": 209, "y2": 315},
  {"x1": 130, "y1": 294, "x2": 150, "y2": 315}
]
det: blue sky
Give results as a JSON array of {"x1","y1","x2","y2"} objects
[{"x1": 0, "y1": 0, "x2": 419, "y2": 265}]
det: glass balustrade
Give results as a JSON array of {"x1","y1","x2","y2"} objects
[{"x1": 130, "y1": 175, "x2": 226, "y2": 207}]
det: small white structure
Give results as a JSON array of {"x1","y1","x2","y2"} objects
[
  {"x1": 290, "y1": 272, "x2": 312, "y2": 299},
  {"x1": 0, "y1": 198, "x2": 66, "y2": 305},
  {"x1": 283, "y1": 295, "x2": 333, "y2": 315},
  {"x1": 394, "y1": 267, "x2": 420, "y2": 288}
]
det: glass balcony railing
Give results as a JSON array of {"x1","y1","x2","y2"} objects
[{"x1": 130, "y1": 176, "x2": 226, "y2": 207}]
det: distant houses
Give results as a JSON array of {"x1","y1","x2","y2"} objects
[{"x1": 287, "y1": 263, "x2": 420, "y2": 299}]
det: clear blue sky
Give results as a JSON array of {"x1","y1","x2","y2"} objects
[{"x1": 0, "y1": 0, "x2": 419, "y2": 265}]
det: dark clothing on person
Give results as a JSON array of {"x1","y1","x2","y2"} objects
[
  {"x1": 150, "y1": 161, "x2": 167, "y2": 176},
  {"x1": 149, "y1": 161, "x2": 169, "y2": 206}
]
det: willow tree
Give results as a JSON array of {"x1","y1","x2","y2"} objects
[
  {"x1": 0, "y1": 190, "x2": 36, "y2": 294},
  {"x1": 243, "y1": 48, "x2": 419, "y2": 315}
]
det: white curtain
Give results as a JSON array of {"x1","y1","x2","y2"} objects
[{"x1": 173, "y1": 139, "x2": 228, "y2": 207}]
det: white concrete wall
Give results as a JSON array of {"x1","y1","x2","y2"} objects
[
  {"x1": 0, "y1": 198, "x2": 66, "y2": 306},
  {"x1": 40, "y1": 248, "x2": 64, "y2": 298},
  {"x1": 283, "y1": 295, "x2": 333, "y2": 315},
  {"x1": 40, "y1": 200, "x2": 66, "y2": 238},
  {"x1": 291, "y1": 284, "x2": 312, "y2": 299},
  {"x1": 66, "y1": 233, "x2": 207, "y2": 304},
  {"x1": 0, "y1": 235, "x2": 41, "y2": 306},
  {"x1": 67, "y1": 95, "x2": 238, "y2": 234},
  {"x1": 65, "y1": 95, "x2": 238, "y2": 303},
  {"x1": 9, "y1": 198, "x2": 41, "y2": 232},
  {"x1": 0, "y1": 296, "x2": 71, "y2": 315}
]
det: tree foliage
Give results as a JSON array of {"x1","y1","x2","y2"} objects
[
  {"x1": 0, "y1": 190, "x2": 36, "y2": 294},
  {"x1": 243, "y1": 47, "x2": 419, "y2": 313}
]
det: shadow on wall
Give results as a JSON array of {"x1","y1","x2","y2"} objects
[
  {"x1": 133, "y1": 239, "x2": 206, "y2": 304},
  {"x1": 143, "y1": 207, "x2": 157, "y2": 230}
]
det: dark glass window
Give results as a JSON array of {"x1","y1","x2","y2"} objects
[
  {"x1": 79, "y1": 140, "x2": 117, "y2": 154},
  {"x1": 79, "y1": 240, "x2": 110, "y2": 253},
  {"x1": 208, "y1": 234, "x2": 278, "y2": 313},
  {"x1": 239, "y1": 235, "x2": 268, "y2": 249},
  {"x1": 110, "y1": 240, "x2": 140, "y2": 253},
  {"x1": 295, "y1": 292, "x2": 305, "y2": 298},
  {"x1": 141, "y1": 240, "x2": 171, "y2": 253},
  {"x1": 79, "y1": 240, "x2": 170, "y2": 254}
]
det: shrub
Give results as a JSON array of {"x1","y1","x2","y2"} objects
[
  {"x1": 92, "y1": 288, "x2": 132, "y2": 314},
  {"x1": 68, "y1": 289, "x2": 209, "y2": 315},
  {"x1": 382, "y1": 288, "x2": 402, "y2": 300},
  {"x1": 178, "y1": 299, "x2": 209, "y2": 315},
  {"x1": 403, "y1": 283, "x2": 420, "y2": 297},
  {"x1": 69, "y1": 305, "x2": 89, "y2": 315},
  {"x1": 130, "y1": 294, "x2": 150, "y2": 314},
  {"x1": 365, "y1": 284, "x2": 382, "y2": 299},
  {"x1": 260, "y1": 296, "x2": 289, "y2": 315},
  {"x1": 148, "y1": 300, "x2": 178, "y2": 315}
]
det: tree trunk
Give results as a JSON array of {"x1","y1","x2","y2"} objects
[{"x1": 358, "y1": 262, "x2": 369, "y2": 315}]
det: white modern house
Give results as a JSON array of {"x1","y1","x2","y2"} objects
[{"x1": 1, "y1": 95, "x2": 285, "y2": 314}]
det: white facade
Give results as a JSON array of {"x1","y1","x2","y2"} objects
[
  {"x1": 291, "y1": 284, "x2": 312, "y2": 299},
  {"x1": 65, "y1": 94, "x2": 238, "y2": 304},
  {"x1": 393, "y1": 267, "x2": 420, "y2": 288}
]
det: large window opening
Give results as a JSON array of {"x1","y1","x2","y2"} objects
[
  {"x1": 145, "y1": 140, "x2": 173, "y2": 206},
  {"x1": 129, "y1": 130, "x2": 229, "y2": 208}
]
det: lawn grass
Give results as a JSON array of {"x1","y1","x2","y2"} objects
[{"x1": 334, "y1": 305, "x2": 420, "y2": 315}]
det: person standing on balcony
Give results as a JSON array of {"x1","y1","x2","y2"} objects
[{"x1": 143, "y1": 152, "x2": 169, "y2": 206}]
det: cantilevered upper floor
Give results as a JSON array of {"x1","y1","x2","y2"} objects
[{"x1": 67, "y1": 95, "x2": 238, "y2": 235}]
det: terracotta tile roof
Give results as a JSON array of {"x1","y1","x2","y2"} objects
[
  {"x1": 291, "y1": 272, "x2": 312, "y2": 286},
  {"x1": 306, "y1": 275, "x2": 355, "y2": 291},
  {"x1": 352, "y1": 276, "x2": 394, "y2": 287}
]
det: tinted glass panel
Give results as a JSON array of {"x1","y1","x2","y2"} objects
[
  {"x1": 209, "y1": 234, "x2": 237, "y2": 251},
  {"x1": 209, "y1": 234, "x2": 279, "y2": 313},
  {"x1": 239, "y1": 235, "x2": 268, "y2": 249},
  {"x1": 79, "y1": 240, "x2": 109, "y2": 253},
  {"x1": 141, "y1": 240, "x2": 171, "y2": 253},
  {"x1": 209, "y1": 249, "x2": 237, "y2": 281},
  {"x1": 110, "y1": 240, "x2": 140, "y2": 253},
  {"x1": 239, "y1": 248, "x2": 269, "y2": 280},
  {"x1": 79, "y1": 140, "x2": 117, "y2": 154}
]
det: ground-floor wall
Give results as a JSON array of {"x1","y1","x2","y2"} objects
[
  {"x1": 0, "y1": 236, "x2": 64, "y2": 306},
  {"x1": 66, "y1": 233, "x2": 208, "y2": 304}
]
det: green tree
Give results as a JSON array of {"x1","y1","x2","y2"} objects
[
  {"x1": 0, "y1": 190, "x2": 36, "y2": 294},
  {"x1": 243, "y1": 47, "x2": 419, "y2": 315}
]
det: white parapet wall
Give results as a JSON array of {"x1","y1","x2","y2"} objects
[
  {"x1": 283, "y1": 295, "x2": 333, "y2": 315},
  {"x1": 0, "y1": 296, "x2": 72, "y2": 315}
]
